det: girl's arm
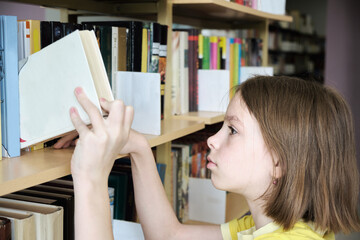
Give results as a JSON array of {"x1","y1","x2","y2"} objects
[
  {"x1": 128, "y1": 133, "x2": 222, "y2": 240},
  {"x1": 70, "y1": 88, "x2": 133, "y2": 240}
]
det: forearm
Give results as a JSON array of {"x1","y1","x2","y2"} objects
[
  {"x1": 73, "y1": 177, "x2": 114, "y2": 240},
  {"x1": 130, "y1": 142, "x2": 181, "y2": 240}
]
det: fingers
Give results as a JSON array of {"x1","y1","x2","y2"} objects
[
  {"x1": 124, "y1": 106, "x2": 134, "y2": 133},
  {"x1": 100, "y1": 98, "x2": 111, "y2": 113},
  {"x1": 70, "y1": 107, "x2": 90, "y2": 137},
  {"x1": 53, "y1": 131, "x2": 79, "y2": 149},
  {"x1": 75, "y1": 87, "x2": 104, "y2": 132}
]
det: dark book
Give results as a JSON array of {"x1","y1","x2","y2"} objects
[
  {"x1": 2, "y1": 193, "x2": 61, "y2": 206},
  {"x1": 63, "y1": 23, "x2": 76, "y2": 36},
  {"x1": 150, "y1": 22, "x2": 161, "y2": 73},
  {"x1": 83, "y1": 21, "x2": 143, "y2": 72},
  {"x1": 0, "y1": 217, "x2": 11, "y2": 240},
  {"x1": 14, "y1": 189, "x2": 74, "y2": 240},
  {"x1": 51, "y1": 21, "x2": 64, "y2": 43},
  {"x1": 95, "y1": 25, "x2": 112, "y2": 86},
  {"x1": 159, "y1": 24, "x2": 168, "y2": 119},
  {"x1": 40, "y1": 21, "x2": 52, "y2": 48}
]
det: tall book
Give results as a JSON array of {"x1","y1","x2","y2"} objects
[
  {"x1": 19, "y1": 30, "x2": 113, "y2": 149},
  {"x1": 179, "y1": 31, "x2": 189, "y2": 114},
  {"x1": 0, "y1": 15, "x2": 21, "y2": 158},
  {"x1": 149, "y1": 22, "x2": 161, "y2": 73},
  {"x1": 159, "y1": 25, "x2": 168, "y2": 119}
]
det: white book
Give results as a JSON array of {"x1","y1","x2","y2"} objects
[
  {"x1": 0, "y1": 207, "x2": 36, "y2": 240},
  {"x1": 198, "y1": 70, "x2": 230, "y2": 112},
  {"x1": 239, "y1": 66, "x2": 274, "y2": 83},
  {"x1": 113, "y1": 219, "x2": 144, "y2": 240},
  {"x1": 114, "y1": 71, "x2": 161, "y2": 135},
  {"x1": 111, "y1": 26, "x2": 119, "y2": 95},
  {"x1": 179, "y1": 31, "x2": 189, "y2": 114},
  {"x1": 0, "y1": 198, "x2": 63, "y2": 240},
  {"x1": 172, "y1": 31, "x2": 181, "y2": 115},
  {"x1": 19, "y1": 30, "x2": 113, "y2": 149}
]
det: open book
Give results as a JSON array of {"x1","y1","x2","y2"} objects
[{"x1": 19, "y1": 30, "x2": 113, "y2": 149}]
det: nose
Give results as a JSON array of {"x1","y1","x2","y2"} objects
[{"x1": 207, "y1": 132, "x2": 219, "y2": 150}]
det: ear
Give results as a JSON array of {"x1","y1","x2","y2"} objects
[{"x1": 273, "y1": 160, "x2": 283, "y2": 179}]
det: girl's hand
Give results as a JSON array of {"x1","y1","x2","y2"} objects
[{"x1": 70, "y1": 87, "x2": 134, "y2": 183}]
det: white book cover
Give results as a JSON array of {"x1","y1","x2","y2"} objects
[
  {"x1": 113, "y1": 220, "x2": 144, "y2": 240},
  {"x1": 188, "y1": 177, "x2": 226, "y2": 224},
  {"x1": 240, "y1": 66, "x2": 274, "y2": 83},
  {"x1": 19, "y1": 30, "x2": 112, "y2": 149},
  {"x1": 115, "y1": 71, "x2": 161, "y2": 135},
  {"x1": 198, "y1": 70, "x2": 230, "y2": 112}
]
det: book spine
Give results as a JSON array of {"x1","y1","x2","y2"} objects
[
  {"x1": 198, "y1": 34, "x2": 203, "y2": 70},
  {"x1": 159, "y1": 25, "x2": 168, "y2": 119},
  {"x1": 1, "y1": 16, "x2": 20, "y2": 158},
  {"x1": 210, "y1": 36, "x2": 218, "y2": 70},
  {"x1": 202, "y1": 36, "x2": 210, "y2": 70},
  {"x1": 112, "y1": 27, "x2": 119, "y2": 90},
  {"x1": 141, "y1": 28, "x2": 148, "y2": 72}
]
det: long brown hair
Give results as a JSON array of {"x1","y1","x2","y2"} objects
[{"x1": 237, "y1": 76, "x2": 360, "y2": 234}]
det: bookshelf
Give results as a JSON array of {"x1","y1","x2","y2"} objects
[
  {"x1": 1, "y1": 0, "x2": 291, "y2": 224},
  {"x1": 0, "y1": 118, "x2": 204, "y2": 196},
  {"x1": 173, "y1": 111, "x2": 225, "y2": 125}
]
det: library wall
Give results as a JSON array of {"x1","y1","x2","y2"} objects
[
  {"x1": 286, "y1": 0, "x2": 327, "y2": 36},
  {"x1": 0, "y1": 1, "x2": 63, "y2": 21},
  {"x1": 325, "y1": 0, "x2": 360, "y2": 168}
]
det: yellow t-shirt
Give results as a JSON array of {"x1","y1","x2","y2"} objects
[{"x1": 221, "y1": 215, "x2": 335, "y2": 240}]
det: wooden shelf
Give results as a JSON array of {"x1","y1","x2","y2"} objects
[
  {"x1": 173, "y1": 0, "x2": 293, "y2": 25},
  {"x1": 0, "y1": 118, "x2": 204, "y2": 196},
  {"x1": 145, "y1": 118, "x2": 205, "y2": 146},
  {"x1": 173, "y1": 111, "x2": 224, "y2": 125}
]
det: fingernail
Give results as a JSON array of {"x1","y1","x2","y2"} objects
[
  {"x1": 100, "y1": 98, "x2": 106, "y2": 102},
  {"x1": 70, "y1": 107, "x2": 77, "y2": 115},
  {"x1": 75, "y1": 87, "x2": 83, "y2": 95}
]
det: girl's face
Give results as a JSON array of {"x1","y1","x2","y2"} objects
[{"x1": 207, "y1": 94, "x2": 275, "y2": 199}]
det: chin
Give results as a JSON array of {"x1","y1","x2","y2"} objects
[{"x1": 210, "y1": 174, "x2": 227, "y2": 191}]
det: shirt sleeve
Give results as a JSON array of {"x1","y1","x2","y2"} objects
[{"x1": 221, "y1": 215, "x2": 255, "y2": 240}]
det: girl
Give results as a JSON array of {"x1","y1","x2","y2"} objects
[{"x1": 63, "y1": 76, "x2": 360, "y2": 239}]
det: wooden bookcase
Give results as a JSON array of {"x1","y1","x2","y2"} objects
[{"x1": 0, "y1": 0, "x2": 292, "y2": 221}]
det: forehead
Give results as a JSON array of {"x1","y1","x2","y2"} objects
[{"x1": 225, "y1": 95, "x2": 248, "y2": 119}]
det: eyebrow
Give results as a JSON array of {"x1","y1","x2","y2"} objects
[{"x1": 225, "y1": 115, "x2": 244, "y2": 127}]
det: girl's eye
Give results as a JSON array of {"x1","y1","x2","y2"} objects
[{"x1": 228, "y1": 126, "x2": 237, "y2": 135}]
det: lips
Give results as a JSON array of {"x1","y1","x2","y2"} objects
[{"x1": 207, "y1": 156, "x2": 217, "y2": 167}]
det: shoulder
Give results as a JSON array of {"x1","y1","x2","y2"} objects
[
  {"x1": 221, "y1": 215, "x2": 255, "y2": 240},
  {"x1": 257, "y1": 221, "x2": 335, "y2": 240}
]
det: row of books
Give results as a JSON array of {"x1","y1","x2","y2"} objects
[
  {"x1": 230, "y1": 0, "x2": 286, "y2": 15},
  {"x1": 169, "y1": 126, "x2": 220, "y2": 223},
  {"x1": 1, "y1": 15, "x2": 169, "y2": 159},
  {"x1": 0, "y1": 158, "x2": 166, "y2": 240},
  {"x1": 171, "y1": 28, "x2": 263, "y2": 115}
]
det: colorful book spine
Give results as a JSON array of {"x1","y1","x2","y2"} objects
[
  {"x1": 159, "y1": 25, "x2": 168, "y2": 119},
  {"x1": 202, "y1": 36, "x2": 210, "y2": 69},
  {"x1": 219, "y1": 36, "x2": 226, "y2": 69},
  {"x1": 0, "y1": 15, "x2": 20, "y2": 158},
  {"x1": 229, "y1": 38, "x2": 235, "y2": 99},
  {"x1": 198, "y1": 34, "x2": 203, "y2": 70},
  {"x1": 210, "y1": 36, "x2": 218, "y2": 70},
  {"x1": 141, "y1": 28, "x2": 148, "y2": 72}
]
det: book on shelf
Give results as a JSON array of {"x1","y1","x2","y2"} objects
[
  {"x1": 0, "y1": 198, "x2": 63, "y2": 240},
  {"x1": 13, "y1": 189, "x2": 74, "y2": 240},
  {"x1": 0, "y1": 207, "x2": 36, "y2": 240},
  {"x1": 19, "y1": 29, "x2": 113, "y2": 149},
  {"x1": 0, "y1": 217, "x2": 11, "y2": 240},
  {"x1": 0, "y1": 15, "x2": 21, "y2": 158},
  {"x1": 114, "y1": 71, "x2": 161, "y2": 135}
]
